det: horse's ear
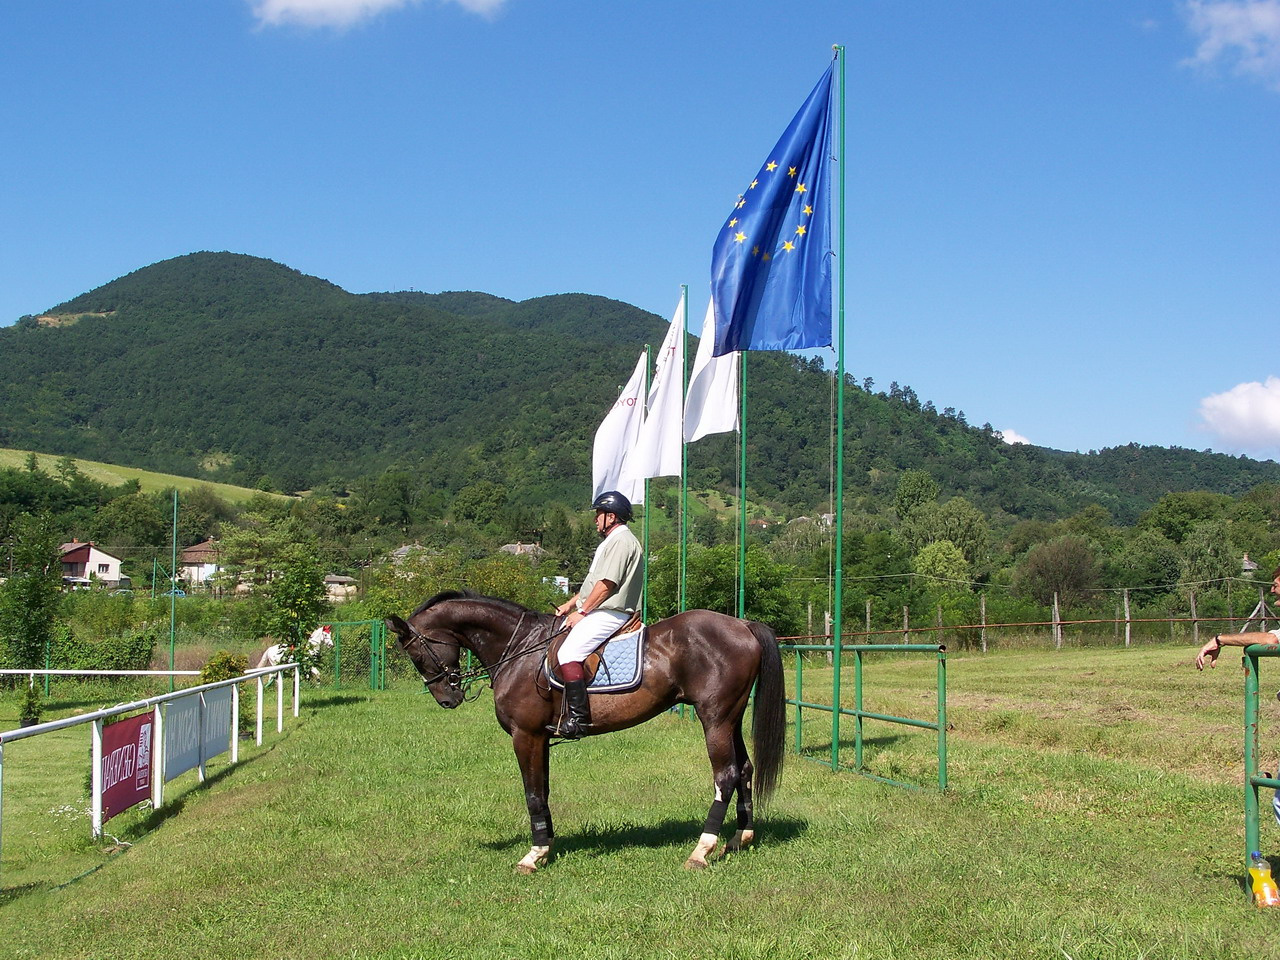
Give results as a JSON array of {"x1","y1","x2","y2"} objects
[{"x1": 385, "y1": 616, "x2": 410, "y2": 641}]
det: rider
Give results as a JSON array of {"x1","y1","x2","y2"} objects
[{"x1": 548, "y1": 490, "x2": 644, "y2": 739}]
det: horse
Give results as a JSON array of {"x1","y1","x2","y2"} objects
[
  {"x1": 255, "y1": 625, "x2": 334, "y2": 683},
  {"x1": 385, "y1": 590, "x2": 786, "y2": 874}
]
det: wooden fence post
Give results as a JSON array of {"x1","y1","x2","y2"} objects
[
  {"x1": 1123, "y1": 588, "x2": 1131, "y2": 648},
  {"x1": 1190, "y1": 590, "x2": 1199, "y2": 647},
  {"x1": 980, "y1": 592, "x2": 987, "y2": 654},
  {"x1": 1053, "y1": 592, "x2": 1062, "y2": 649}
]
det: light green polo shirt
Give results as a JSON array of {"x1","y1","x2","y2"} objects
[{"x1": 579, "y1": 523, "x2": 644, "y2": 613}]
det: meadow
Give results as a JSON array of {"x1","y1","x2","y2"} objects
[
  {"x1": 0, "y1": 446, "x2": 280, "y2": 503},
  {"x1": 0, "y1": 640, "x2": 1277, "y2": 960}
]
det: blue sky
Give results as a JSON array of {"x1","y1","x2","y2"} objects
[{"x1": 2, "y1": 1, "x2": 1277, "y2": 460}]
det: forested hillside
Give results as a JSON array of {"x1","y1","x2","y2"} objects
[
  {"x1": 4, "y1": 252, "x2": 1280, "y2": 648},
  {"x1": 2, "y1": 251, "x2": 1278, "y2": 526}
]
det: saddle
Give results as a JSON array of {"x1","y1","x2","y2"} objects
[{"x1": 545, "y1": 611, "x2": 644, "y2": 692}]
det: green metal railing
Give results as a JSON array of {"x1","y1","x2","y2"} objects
[
  {"x1": 1243, "y1": 644, "x2": 1280, "y2": 876},
  {"x1": 785, "y1": 641, "x2": 948, "y2": 791},
  {"x1": 324, "y1": 620, "x2": 388, "y2": 690}
]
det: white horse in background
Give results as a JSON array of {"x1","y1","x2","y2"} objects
[{"x1": 255, "y1": 625, "x2": 334, "y2": 683}]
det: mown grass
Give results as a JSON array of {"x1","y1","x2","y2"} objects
[{"x1": 0, "y1": 642, "x2": 1277, "y2": 959}]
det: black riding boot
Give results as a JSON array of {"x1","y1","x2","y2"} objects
[{"x1": 549, "y1": 677, "x2": 591, "y2": 739}]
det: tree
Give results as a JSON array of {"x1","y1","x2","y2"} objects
[
  {"x1": 912, "y1": 540, "x2": 970, "y2": 591},
  {"x1": 894, "y1": 470, "x2": 939, "y2": 522},
  {"x1": 1012, "y1": 536, "x2": 1099, "y2": 609},
  {"x1": 263, "y1": 545, "x2": 329, "y2": 677},
  {"x1": 0, "y1": 514, "x2": 63, "y2": 668}
]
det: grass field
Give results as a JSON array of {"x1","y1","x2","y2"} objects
[
  {"x1": 1, "y1": 641, "x2": 1278, "y2": 959},
  {"x1": 0, "y1": 447, "x2": 283, "y2": 503}
]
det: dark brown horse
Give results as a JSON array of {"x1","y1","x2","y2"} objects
[{"x1": 386, "y1": 590, "x2": 785, "y2": 873}]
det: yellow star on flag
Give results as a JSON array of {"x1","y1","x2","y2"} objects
[
  {"x1": 734, "y1": 232, "x2": 747, "y2": 244},
  {"x1": 765, "y1": 161, "x2": 778, "y2": 172},
  {"x1": 782, "y1": 240, "x2": 796, "y2": 252},
  {"x1": 795, "y1": 225, "x2": 806, "y2": 236},
  {"x1": 795, "y1": 182, "x2": 807, "y2": 194}
]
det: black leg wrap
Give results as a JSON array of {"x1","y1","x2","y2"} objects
[
  {"x1": 736, "y1": 800, "x2": 753, "y2": 830},
  {"x1": 702, "y1": 797, "x2": 731, "y2": 837},
  {"x1": 531, "y1": 817, "x2": 553, "y2": 846}
]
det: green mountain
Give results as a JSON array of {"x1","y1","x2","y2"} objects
[{"x1": 2, "y1": 251, "x2": 1277, "y2": 524}]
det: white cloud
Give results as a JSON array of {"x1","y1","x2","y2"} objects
[
  {"x1": 1199, "y1": 377, "x2": 1280, "y2": 451},
  {"x1": 998, "y1": 429, "x2": 1031, "y2": 446},
  {"x1": 250, "y1": 0, "x2": 506, "y2": 29},
  {"x1": 1183, "y1": 0, "x2": 1280, "y2": 90}
]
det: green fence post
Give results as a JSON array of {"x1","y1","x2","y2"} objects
[
  {"x1": 937, "y1": 644, "x2": 948, "y2": 791},
  {"x1": 853, "y1": 646, "x2": 864, "y2": 772}
]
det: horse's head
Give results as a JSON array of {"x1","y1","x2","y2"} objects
[{"x1": 386, "y1": 613, "x2": 465, "y2": 709}]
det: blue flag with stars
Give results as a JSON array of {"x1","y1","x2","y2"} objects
[{"x1": 710, "y1": 63, "x2": 834, "y2": 357}]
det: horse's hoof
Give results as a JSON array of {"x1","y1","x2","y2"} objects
[
  {"x1": 515, "y1": 863, "x2": 537, "y2": 876},
  {"x1": 683, "y1": 857, "x2": 708, "y2": 871}
]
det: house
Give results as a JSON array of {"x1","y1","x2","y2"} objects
[
  {"x1": 325, "y1": 574, "x2": 358, "y2": 601},
  {"x1": 179, "y1": 538, "x2": 221, "y2": 585},
  {"x1": 59, "y1": 540, "x2": 124, "y2": 588},
  {"x1": 499, "y1": 542, "x2": 546, "y2": 559}
]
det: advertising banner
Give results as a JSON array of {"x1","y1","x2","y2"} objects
[
  {"x1": 163, "y1": 693, "x2": 201, "y2": 782},
  {"x1": 101, "y1": 711, "x2": 154, "y2": 822},
  {"x1": 201, "y1": 686, "x2": 233, "y2": 761}
]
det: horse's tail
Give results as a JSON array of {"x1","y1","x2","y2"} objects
[{"x1": 747, "y1": 620, "x2": 785, "y2": 809}]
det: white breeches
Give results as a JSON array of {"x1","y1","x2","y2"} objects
[{"x1": 559, "y1": 609, "x2": 630, "y2": 663}]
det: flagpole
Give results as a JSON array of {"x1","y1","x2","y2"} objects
[
  {"x1": 737, "y1": 353, "x2": 748, "y2": 619},
  {"x1": 679, "y1": 285, "x2": 690, "y2": 612},
  {"x1": 830, "y1": 44, "x2": 847, "y2": 771},
  {"x1": 642, "y1": 342, "x2": 652, "y2": 623}
]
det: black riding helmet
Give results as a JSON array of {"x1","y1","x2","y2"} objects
[{"x1": 591, "y1": 490, "x2": 633, "y2": 523}]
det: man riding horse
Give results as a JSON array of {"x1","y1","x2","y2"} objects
[{"x1": 549, "y1": 490, "x2": 644, "y2": 739}]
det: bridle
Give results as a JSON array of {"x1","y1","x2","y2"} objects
[{"x1": 401, "y1": 610, "x2": 571, "y2": 695}]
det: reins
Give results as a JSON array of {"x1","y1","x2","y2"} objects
[{"x1": 403, "y1": 611, "x2": 570, "y2": 695}]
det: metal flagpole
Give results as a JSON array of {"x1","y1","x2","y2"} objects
[
  {"x1": 830, "y1": 44, "x2": 847, "y2": 770},
  {"x1": 680, "y1": 284, "x2": 690, "y2": 613},
  {"x1": 169, "y1": 489, "x2": 178, "y2": 693},
  {"x1": 641, "y1": 342, "x2": 652, "y2": 622},
  {"x1": 737, "y1": 353, "x2": 748, "y2": 619}
]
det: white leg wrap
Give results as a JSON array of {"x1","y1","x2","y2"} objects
[
  {"x1": 684, "y1": 832, "x2": 720, "y2": 870},
  {"x1": 516, "y1": 844, "x2": 552, "y2": 874}
]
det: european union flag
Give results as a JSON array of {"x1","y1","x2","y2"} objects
[{"x1": 710, "y1": 63, "x2": 834, "y2": 357}]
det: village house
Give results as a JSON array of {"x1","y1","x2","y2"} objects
[
  {"x1": 59, "y1": 539, "x2": 125, "y2": 589},
  {"x1": 179, "y1": 538, "x2": 221, "y2": 587},
  {"x1": 325, "y1": 574, "x2": 358, "y2": 601}
]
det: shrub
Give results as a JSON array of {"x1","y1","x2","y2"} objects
[
  {"x1": 18, "y1": 683, "x2": 42, "y2": 727},
  {"x1": 200, "y1": 651, "x2": 253, "y2": 736},
  {"x1": 47, "y1": 625, "x2": 157, "y2": 672}
]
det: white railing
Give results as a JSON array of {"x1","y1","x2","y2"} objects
[{"x1": 0, "y1": 662, "x2": 301, "y2": 873}]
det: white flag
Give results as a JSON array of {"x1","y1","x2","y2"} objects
[
  {"x1": 622, "y1": 296, "x2": 686, "y2": 481},
  {"x1": 684, "y1": 299, "x2": 740, "y2": 442},
  {"x1": 592, "y1": 352, "x2": 648, "y2": 505}
]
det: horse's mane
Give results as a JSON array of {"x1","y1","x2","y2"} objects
[{"x1": 410, "y1": 589, "x2": 533, "y2": 619}]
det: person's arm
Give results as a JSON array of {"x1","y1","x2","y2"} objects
[
  {"x1": 1196, "y1": 631, "x2": 1280, "y2": 670},
  {"x1": 564, "y1": 579, "x2": 617, "y2": 627},
  {"x1": 554, "y1": 592, "x2": 579, "y2": 617}
]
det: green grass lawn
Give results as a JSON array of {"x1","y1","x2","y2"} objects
[{"x1": 1, "y1": 642, "x2": 1278, "y2": 959}]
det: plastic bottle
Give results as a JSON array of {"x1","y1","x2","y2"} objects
[{"x1": 1250, "y1": 852, "x2": 1280, "y2": 907}]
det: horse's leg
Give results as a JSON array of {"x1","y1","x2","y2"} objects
[
  {"x1": 685, "y1": 719, "x2": 742, "y2": 870},
  {"x1": 722, "y1": 720, "x2": 755, "y2": 855},
  {"x1": 512, "y1": 729, "x2": 554, "y2": 875}
]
